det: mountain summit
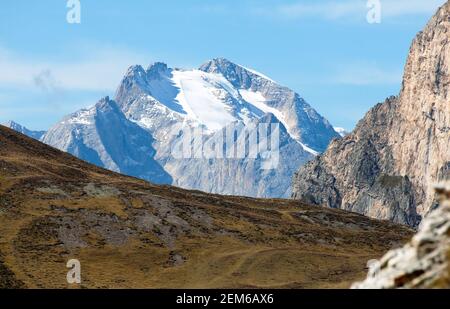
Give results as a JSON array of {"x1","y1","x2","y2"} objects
[
  {"x1": 199, "y1": 58, "x2": 339, "y2": 152},
  {"x1": 292, "y1": 1, "x2": 450, "y2": 227},
  {"x1": 40, "y1": 58, "x2": 339, "y2": 198}
]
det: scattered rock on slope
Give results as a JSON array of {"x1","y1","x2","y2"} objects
[{"x1": 353, "y1": 182, "x2": 450, "y2": 289}]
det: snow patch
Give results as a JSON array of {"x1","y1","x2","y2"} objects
[
  {"x1": 237, "y1": 64, "x2": 277, "y2": 83},
  {"x1": 66, "y1": 109, "x2": 94, "y2": 125},
  {"x1": 170, "y1": 70, "x2": 238, "y2": 132},
  {"x1": 240, "y1": 90, "x2": 292, "y2": 137},
  {"x1": 299, "y1": 143, "x2": 319, "y2": 156},
  {"x1": 240, "y1": 89, "x2": 318, "y2": 156},
  {"x1": 334, "y1": 127, "x2": 348, "y2": 137}
]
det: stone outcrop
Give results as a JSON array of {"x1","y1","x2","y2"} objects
[
  {"x1": 353, "y1": 182, "x2": 450, "y2": 289},
  {"x1": 292, "y1": 1, "x2": 450, "y2": 227}
]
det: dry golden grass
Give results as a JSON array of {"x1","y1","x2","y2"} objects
[{"x1": 0, "y1": 125, "x2": 413, "y2": 289}]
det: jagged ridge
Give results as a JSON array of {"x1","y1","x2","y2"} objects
[
  {"x1": 40, "y1": 58, "x2": 340, "y2": 198},
  {"x1": 292, "y1": 1, "x2": 450, "y2": 227}
]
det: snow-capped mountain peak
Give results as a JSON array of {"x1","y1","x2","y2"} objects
[
  {"x1": 199, "y1": 58, "x2": 277, "y2": 85},
  {"x1": 199, "y1": 58, "x2": 341, "y2": 152},
  {"x1": 39, "y1": 58, "x2": 340, "y2": 198},
  {"x1": 116, "y1": 58, "x2": 339, "y2": 153},
  {"x1": 42, "y1": 96, "x2": 172, "y2": 185},
  {"x1": 334, "y1": 127, "x2": 349, "y2": 137},
  {"x1": 147, "y1": 62, "x2": 171, "y2": 79},
  {"x1": 4, "y1": 120, "x2": 46, "y2": 140}
]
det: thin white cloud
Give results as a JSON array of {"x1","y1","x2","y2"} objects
[
  {"x1": 0, "y1": 46, "x2": 150, "y2": 92},
  {"x1": 260, "y1": 0, "x2": 446, "y2": 21}
]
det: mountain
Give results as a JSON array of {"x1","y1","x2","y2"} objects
[
  {"x1": 41, "y1": 97, "x2": 172, "y2": 185},
  {"x1": 292, "y1": 2, "x2": 450, "y2": 227},
  {"x1": 42, "y1": 59, "x2": 340, "y2": 198},
  {"x1": 0, "y1": 125, "x2": 412, "y2": 288},
  {"x1": 5, "y1": 121, "x2": 46, "y2": 140},
  {"x1": 334, "y1": 127, "x2": 349, "y2": 137},
  {"x1": 199, "y1": 58, "x2": 339, "y2": 152},
  {"x1": 353, "y1": 181, "x2": 450, "y2": 289},
  {"x1": 164, "y1": 113, "x2": 310, "y2": 197}
]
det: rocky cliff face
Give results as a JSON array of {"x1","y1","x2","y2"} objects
[
  {"x1": 353, "y1": 182, "x2": 450, "y2": 289},
  {"x1": 292, "y1": 2, "x2": 450, "y2": 227}
]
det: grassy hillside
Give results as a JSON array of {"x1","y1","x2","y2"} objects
[{"x1": 0, "y1": 125, "x2": 413, "y2": 288}]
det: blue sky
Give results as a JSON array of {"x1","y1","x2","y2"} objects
[{"x1": 0, "y1": 0, "x2": 446, "y2": 131}]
